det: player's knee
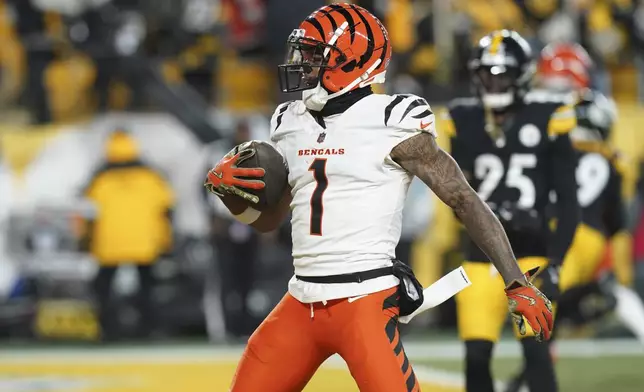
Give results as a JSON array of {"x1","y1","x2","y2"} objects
[
  {"x1": 465, "y1": 340, "x2": 494, "y2": 369},
  {"x1": 242, "y1": 328, "x2": 275, "y2": 365},
  {"x1": 520, "y1": 338, "x2": 552, "y2": 364}
]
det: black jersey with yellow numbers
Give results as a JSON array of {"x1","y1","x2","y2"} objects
[
  {"x1": 445, "y1": 91, "x2": 580, "y2": 263},
  {"x1": 576, "y1": 150, "x2": 625, "y2": 237}
]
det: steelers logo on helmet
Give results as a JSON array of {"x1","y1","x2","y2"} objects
[
  {"x1": 468, "y1": 30, "x2": 535, "y2": 112},
  {"x1": 277, "y1": 3, "x2": 392, "y2": 108}
]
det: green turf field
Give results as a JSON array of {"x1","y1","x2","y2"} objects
[
  {"x1": 419, "y1": 356, "x2": 644, "y2": 392},
  {"x1": 2, "y1": 339, "x2": 643, "y2": 391}
]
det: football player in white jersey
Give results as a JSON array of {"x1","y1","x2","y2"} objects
[{"x1": 205, "y1": 4, "x2": 553, "y2": 392}]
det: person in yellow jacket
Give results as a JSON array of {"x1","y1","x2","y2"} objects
[{"x1": 83, "y1": 129, "x2": 175, "y2": 340}]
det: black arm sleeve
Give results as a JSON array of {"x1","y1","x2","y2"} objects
[
  {"x1": 603, "y1": 165, "x2": 626, "y2": 238},
  {"x1": 548, "y1": 133, "x2": 581, "y2": 264}
]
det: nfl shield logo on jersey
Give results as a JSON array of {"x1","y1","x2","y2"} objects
[{"x1": 317, "y1": 132, "x2": 326, "y2": 143}]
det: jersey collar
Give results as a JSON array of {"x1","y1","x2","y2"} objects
[{"x1": 309, "y1": 86, "x2": 373, "y2": 118}]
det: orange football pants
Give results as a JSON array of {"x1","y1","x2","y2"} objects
[{"x1": 229, "y1": 287, "x2": 420, "y2": 392}]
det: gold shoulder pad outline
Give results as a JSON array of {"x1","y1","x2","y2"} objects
[
  {"x1": 572, "y1": 141, "x2": 616, "y2": 160},
  {"x1": 547, "y1": 104, "x2": 577, "y2": 137},
  {"x1": 575, "y1": 144, "x2": 630, "y2": 179},
  {"x1": 611, "y1": 151, "x2": 630, "y2": 177},
  {"x1": 438, "y1": 109, "x2": 457, "y2": 138}
]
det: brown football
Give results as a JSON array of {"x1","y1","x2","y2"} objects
[{"x1": 235, "y1": 140, "x2": 288, "y2": 211}]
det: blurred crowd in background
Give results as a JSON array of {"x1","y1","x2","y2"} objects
[{"x1": 1, "y1": 0, "x2": 644, "y2": 345}]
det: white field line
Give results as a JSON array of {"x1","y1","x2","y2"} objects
[
  {"x1": 0, "y1": 339, "x2": 643, "y2": 365},
  {"x1": 317, "y1": 356, "x2": 506, "y2": 391},
  {"x1": 4, "y1": 340, "x2": 638, "y2": 392}
]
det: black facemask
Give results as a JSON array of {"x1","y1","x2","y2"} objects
[{"x1": 278, "y1": 31, "x2": 345, "y2": 93}]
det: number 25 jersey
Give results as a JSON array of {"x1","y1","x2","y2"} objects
[
  {"x1": 445, "y1": 92, "x2": 578, "y2": 262},
  {"x1": 269, "y1": 94, "x2": 436, "y2": 303}
]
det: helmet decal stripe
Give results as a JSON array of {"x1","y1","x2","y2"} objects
[
  {"x1": 318, "y1": 8, "x2": 338, "y2": 34},
  {"x1": 325, "y1": 21, "x2": 349, "y2": 56},
  {"x1": 489, "y1": 31, "x2": 504, "y2": 55},
  {"x1": 349, "y1": 4, "x2": 375, "y2": 67},
  {"x1": 377, "y1": 43, "x2": 388, "y2": 70},
  {"x1": 377, "y1": 25, "x2": 389, "y2": 70},
  {"x1": 328, "y1": 4, "x2": 356, "y2": 43},
  {"x1": 305, "y1": 17, "x2": 327, "y2": 42}
]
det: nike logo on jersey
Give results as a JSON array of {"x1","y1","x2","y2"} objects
[
  {"x1": 420, "y1": 120, "x2": 433, "y2": 130},
  {"x1": 298, "y1": 148, "x2": 345, "y2": 156},
  {"x1": 347, "y1": 294, "x2": 369, "y2": 303}
]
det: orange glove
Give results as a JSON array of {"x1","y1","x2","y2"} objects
[
  {"x1": 205, "y1": 143, "x2": 265, "y2": 204},
  {"x1": 505, "y1": 267, "x2": 554, "y2": 342}
]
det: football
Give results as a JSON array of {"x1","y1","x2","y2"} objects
[{"x1": 235, "y1": 140, "x2": 288, "y2": 210}]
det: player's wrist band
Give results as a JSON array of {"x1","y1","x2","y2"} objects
[{"x1": 234, "y1": 207, "x2": 261, "y2": 224}]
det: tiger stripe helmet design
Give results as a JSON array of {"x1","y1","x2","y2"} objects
[
  {"x1": 278, "y1": 3, "x2": 392, "y2": 95},
  {"x1": 538, "y1": 42, "x2": 593, "y2": 92}
]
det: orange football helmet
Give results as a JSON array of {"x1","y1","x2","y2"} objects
[
  {"x1": 278, "y1": 3, "x2": 392, "y2": 96},
  {"x1": 538, "y1": 42, "x2": 593, "y2": 92}
]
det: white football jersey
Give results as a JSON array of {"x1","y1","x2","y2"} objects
[{"x1": 269, "y1": 93, "x2": 437, "y2": 303}]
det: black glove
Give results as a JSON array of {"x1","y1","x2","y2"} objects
[{"x1": 537, "y1": 263, "x2": 561, "y2": 302}]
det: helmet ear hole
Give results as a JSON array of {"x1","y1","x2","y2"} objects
[{"x1": 341, "y1": 59, "x2": 357, "y2": 73}]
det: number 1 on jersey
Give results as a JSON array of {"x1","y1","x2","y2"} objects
[{"x1": 309, "y1": 158, "x2": 328, "y2": 235}]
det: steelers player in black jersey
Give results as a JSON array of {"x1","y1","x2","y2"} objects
[
  {"x1": 504, "y1": 89, "x2": 627, "y2": 392},
  {"x1": 558, "y1": 89, "x2": 624, "y2": 294},
  {"x1": 546, "y1": 52, "x2": 644, "y2": 347},
  {"x1": 443, "y1": 30, "x2": 580, "y2": 392},
  {"x1": 533, "y1": 42, "x2": 632, "y2": 302},
  {"x1": 505, "y1": 43, "x2": 644, "y2": 392}
]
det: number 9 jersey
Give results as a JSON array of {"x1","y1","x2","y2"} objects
[
  {"x1": 571, "y1": 90, "x2": 624, "y2": 237},
  {"x1": 444, "y1": 91, "x2": 579, "y2": 262},
  {"x1": 269, "y1": 94, "x2": 436, "y2": 303},
  {"x1": 574, "y1": 147, "x2": 624, "y2": 237}
]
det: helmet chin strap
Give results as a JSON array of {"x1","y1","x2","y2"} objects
[
  {"x1": 302, "y1": 84, "x2": 331, "y2": 111},
  {"x1": 303, "y1": 59, "x2": 383, "y2": 111}
]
